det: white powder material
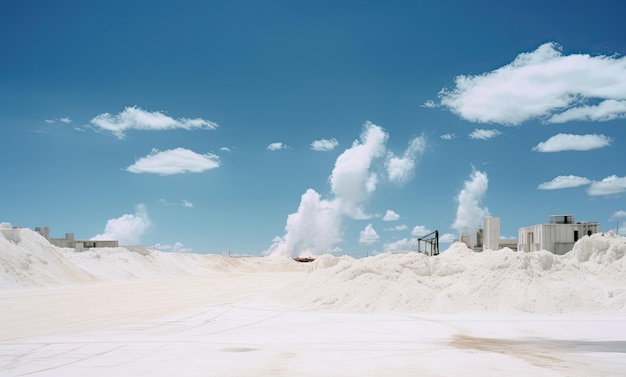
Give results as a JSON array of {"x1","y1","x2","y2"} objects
[
  {"x1": 0, "y1": 224, "x2": 303, "y2": 289},
  {"x1": 274, "y1": 232, "x2": 626, "y2": 314}
]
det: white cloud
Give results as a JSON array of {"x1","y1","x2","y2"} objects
[
  {"x1": 587, "y1": 175, "x2": 626, "y2": 196},
  {"x1": 359, "y1": 224, "x2": 380, "y2": 245},
  {"x1": 382, "y1": 210, "x2": 400, "y2": 221},
  {"x1": 537, "y1": 175, "x2": 592, "y2": 190},
  {"x1": 421, "y1": 100, "x2": 438, "y2": 108},
  {"x1": 469, "y1": 129, "x2": 502, "y2": 140},
  {"x1": 384, "y1": 224, "x2": 408, "y2": 231},
  {"x1": 438, "y1": 42, "x2": 626, "y2": 125},
  {"x1": 310, "y1": 138, "x2": 339, "y2": 151},
  {"x1": 126, "y1": 148, "x2": 220, "y2": 175},
  {"x1": 267, "y1": 142, "x2": 289, "y2": 151},
  {"x1": 610, "y1": 210, "x2": 626, "y2": 220},
  {"x1": 532, "y1": 133, "x2": 612, "y2": 152},
  {"x1": 548, "y1": 99, "x2": 626, "y2": 123},
  {"x1": 383, "y1": 238, "x2": 415, "y2": 252},
  {"x1": 440, "y1": 133, "x2": 456, "y2": 140},
  {"x1": 451, "y1": 168, "x2": 490, "y2": 238},
  {"x1": 329, "y1": 122, "x2": 387, "y2": 219},
  {"x1": 45, "y1": 119, "x2": 55, "y2": 124},
  {"x1": 219, "y1": 147, "x2": 232, "y2": 152},
  {"x1": 91, "y1": 204, "x2": 151, "y2": 245},
  {"x1": 411, "y1": 225, "x2": 432, "y2": 237},
  {"x1": 158, "y1": 198, "x2": 194, "y2": 207},
  {"x1": 385, "y1": 135, "x2": 427, "y2": 184},
  {"x1": 265, "y1": 122, "x2": 388, "y2": 257},
  {"x1": 439, "y1": 233, "x2": 457, "y2": 243},
  {"x1": 59, "y1": 117, "x2": 72, "y2": 124},
  {"x1": 90, "y1": 106, "x2": 218, "y2": 139},
  {"x1": 153, "y1": 242, "x2": 193, "y2": 253},
  {"x1": 182, "y1": 200, "x2": 193, "y2": 208}
]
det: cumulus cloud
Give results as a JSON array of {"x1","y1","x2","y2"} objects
[
  {"x1": 411, "y1": 225, "x2": 432, "y2": 237},
  {"x1": 469, "y1": 129, "x2": 502, "y2": 140},
  {"x1": 538, "y1": 175, "x2": 592, "y2": 190},
  {"x1": 359, "y1": 224, "x2": 380, "y2": 245},
  {"x1": 385, "y1": 135, "x2": 427, "y2": 184},
  {"x1": 440, "y1": 133, "x2": 456, "y2": 140},
  {"x1": 610, "y1": 210, "x2": 626, "y2": 220},
  {"x1": 90, "y1": 106, "x2": 218, "y2": 139},
  {"x1": 310, "y1": 138, "x2": 339, "y2": 151},
  {"x1": 267, "y1": 142, "x2": 289, "y2": 151},
  {"x1": 382, "y1": 210, "x2": 400, "y2": 221},
  {"x1": 532, "y1": 133, "x2": 612, "y2": 152},
  {"x1": 126, "y1": 148, "x2": 220, "y2": 175},
  {"x1": 264, "y1": 122, "x2": 388, "y2": 257},
  {"x1": 383, "y1": 238, "x2": 414, "y2": 252},
  {"x1": 153, "y1": 242, "x2": 193, "y2": 253},
  {"x1": 451, "y1": 168, "x2": 490, "y2": 238},
  {"x1": 91, "y1": 204, "x2": 151, "y2": 245},
  {"x1": 587, "y1": 175, "x2": 626, "y2": 196},
  {"x1": 438, "y1": 42, "x2": 626, "y2": 125},
  {"x1": 439, "y1": 233, "x2": 457, "y2": 243}
]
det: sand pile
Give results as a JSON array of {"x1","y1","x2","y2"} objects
[
  {"x1": 274, "y1": 232, "x2": 626, "y2": 313},
  {"x1": 0, "y1": 223, "x2": 302, "y2": 289}
]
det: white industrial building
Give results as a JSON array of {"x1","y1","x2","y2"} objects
[
  {"x1": 461, "y1": 217, "x2": 517, "y2": 251},
  {"x1": 517, "y1": 215, "x2": 600, "y2": 255},
  {"x1": 35, "y1": 227, "x2": 118, "y2": 251}
]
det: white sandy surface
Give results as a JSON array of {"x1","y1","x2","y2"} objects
[{"x1": 1, "y1": 225, "x2": 626, "y2": 376}]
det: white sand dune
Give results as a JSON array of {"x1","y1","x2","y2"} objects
[{"x1": 1, "y1": 224, "x2": 625, "y2": 376}]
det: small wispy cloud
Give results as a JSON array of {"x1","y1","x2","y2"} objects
[
  {"x1": 91, "y1": 106, "x2": 218, "y2": 139},
  {"x1": 267, "y1": 142, "x2": 289, "y2": 151},
  {"x1": 219, "y1": 147, "x2": 232, "y2": 152},
  {"x1": 45, "y1": 117, "x2": 72, "y2": 124},
  {"x1": 153, "y1": 242, "x2": 193, "y2": 253},
  {"x1": 610, "y1": 210, "x2": 626, "y2": 220},
  {"x1": 537, "y1": 175, "x2": 592, "y2": 190},
  {"x1": 469, "y1": 129, "x2": 502, "y2": 140},
  {"x1": 126, "y1": 148, "x2": 220, "y2": 175},
  {"x1": 532, "y1": 133, "x2": 612, "y2": 152},
  {"x1": 440, "y1": 133, "x2": 456, "y2": 140},
  {"x1": 587, "y1": 175, "x2": 626, "y2": 196},
  {"x1": 310, "y1": 138, "x2": 339, "y2": 151},
  {"x1": 158, "y1": 198, "x2": 194, "y2": 207},
  {"x1": 384, "y1": 224, "x2": 408, "y2": 231},
  {"x1": 421, "y1": 100, "x2": 438, "y2": 108}
]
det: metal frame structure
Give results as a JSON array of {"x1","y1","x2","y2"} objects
[{"x1": 417, "y1": 230, "x2": 439, "y2": 256}]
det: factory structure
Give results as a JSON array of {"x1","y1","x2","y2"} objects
[
  {"x1": 517, "y1": 215, "x2": 600, "y2": 255},
  {"x1": 460, "y1": 215, "x2": 600, "y2": 255},
  {"x1": 35, "y1": 227, "x2": 118, "y2": 251}
]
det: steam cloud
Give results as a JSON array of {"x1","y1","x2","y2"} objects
[
  {"x1": 266, "y1": 122, "x2": 426, "y2": 257},
  {"x1": 451, "y1": 168, "x2": 490, "y2": 241}
]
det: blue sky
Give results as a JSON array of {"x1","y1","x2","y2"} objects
[{"x1": 1, "y1": 1, "x2": 625, "y2": 257}]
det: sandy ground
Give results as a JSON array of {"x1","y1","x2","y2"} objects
[{"x1": 1, "y1": 271, "x2": 626, "y2": 377}]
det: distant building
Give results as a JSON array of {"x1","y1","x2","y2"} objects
[
  {"x1": 35, "y1": 227, "x2": 118, "y2": 251},
  {"x1": 463, "y1": 217, "x2": 518, "y2": 252},
  {"x1": 517, "y1": 215, "x2": 600, "y2": 255}
]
